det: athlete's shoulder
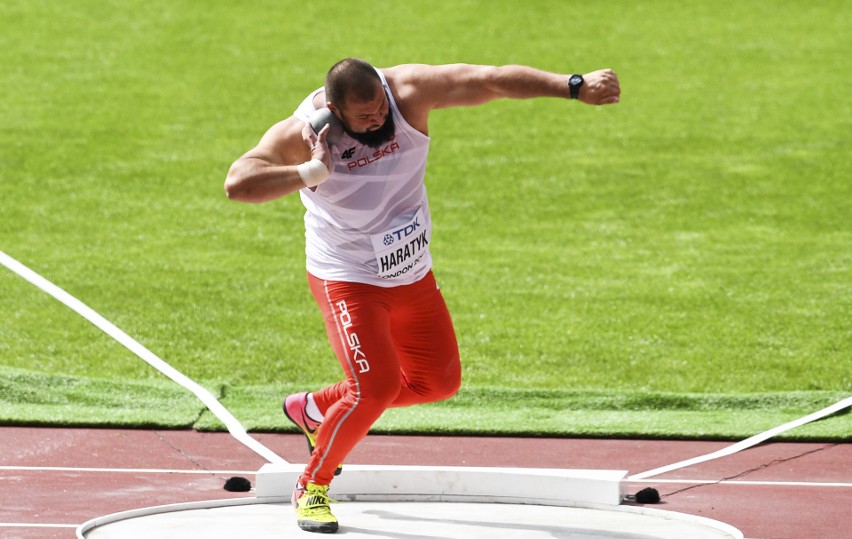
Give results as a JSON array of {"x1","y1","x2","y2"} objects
[
  {"x1": 382, "y1": 64, "x2": 440, "y2": 89},
  {"x1": 251, "y1": 116, "x2": 310, "y2": 166},
  {"x1": 383, "y1": 63, "x2": 481, "y2": 104},
  {"x1": 381, "y1": 64, "x2": 446, "y2": 128}
]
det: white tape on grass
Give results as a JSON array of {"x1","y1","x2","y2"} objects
[
  {"x1": 0, "y1": 250, "x2": 287, "y2": 466},
  {"x1": 629, "y1": 396, "x2": 852, "y2": 480}
]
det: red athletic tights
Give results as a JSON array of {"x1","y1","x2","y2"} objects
[{"x1": 300, "y1": 271, "x2": 461, "y2": 486}]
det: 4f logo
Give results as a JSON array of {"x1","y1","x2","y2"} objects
[{"x1": 341, "y1": 147, "x2": 356, "y2": 159}]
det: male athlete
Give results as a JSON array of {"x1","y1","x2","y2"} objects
[{"x1": 225, "y1": 58, "x2": 620, "y2": 533}]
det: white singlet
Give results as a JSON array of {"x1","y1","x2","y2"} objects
[{"x1": 293, "y1": 70, "x2": 433, "y2": 287}]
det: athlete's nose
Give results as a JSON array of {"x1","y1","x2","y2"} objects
[{"x1": 367, "y1": 114, "x2": 385, "y2": 130}]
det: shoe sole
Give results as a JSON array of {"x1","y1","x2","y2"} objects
[{"x1": 297, "y1": 520, "x2": 339, "y2": 533}]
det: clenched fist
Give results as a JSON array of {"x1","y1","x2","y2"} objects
[{"x1": 580, "y1": 69, "x2": 621, "y2": 105}]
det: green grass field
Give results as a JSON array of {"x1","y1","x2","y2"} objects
[{"x1": 1, "y1": 1, "x2": 849, "y2": 440}]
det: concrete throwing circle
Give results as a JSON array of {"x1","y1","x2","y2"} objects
[{"x1": 80, "y1": 498, "x2": 743, "y2": 538}]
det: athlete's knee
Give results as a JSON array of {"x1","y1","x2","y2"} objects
[
  {"x1": 437, "y1": 363, "x2": 462, "y2": 400},
  {"x1": 425, "y1": 354, "x2": 462, "y2": 402},
  {"x1": 356, "y1": 374, "x2": 403, "y2": 409}
]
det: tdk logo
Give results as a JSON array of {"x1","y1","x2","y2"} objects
[{"x1": 389, "y1": 218, "x2": 421, "y2": 243}]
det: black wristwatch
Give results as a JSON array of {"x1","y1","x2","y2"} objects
[{"x1": 568, "y1": 74, "x2": 584, "y2": 99}]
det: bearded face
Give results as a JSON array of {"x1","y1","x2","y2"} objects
[
  {"x1": 340, "y1": 108, "x2": 396, "y2": 148},
  {"x1": 331, "y1": 87, "x2": 396, "y2": 149}
]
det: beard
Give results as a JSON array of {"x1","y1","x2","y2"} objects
[{"x1": 341, "y1": 110, "x2": 396, "y2": 149}]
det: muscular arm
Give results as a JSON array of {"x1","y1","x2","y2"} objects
[
  {"x1": 224, "y1": 117, "x2": 328, "y2": 203},
  {"x1": 386, "y1": 63, "x2": 620, "y2": 130}
]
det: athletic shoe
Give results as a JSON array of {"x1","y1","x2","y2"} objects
[
  {"x1": 283, "y1": 392, "x2": 321, "y2": 451},
  {"x1": 282, "y1": 392, "x2": 342, "y2": 476},
  {"x1": 293, "y1": 482, "x2": 338, "y2": 534}
]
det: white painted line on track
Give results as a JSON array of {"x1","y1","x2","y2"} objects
[
  {"x1": 629, "y1": 396, "x2": 852, "y2": 480},
  {"x1": 0, "y1": 465, "x2": 257, "y2": 475},
  {"x1": 0, "y1": 523, "x2": 78, "y2": 529},
  {"x1": 631, "y1": 478, "x2": 852, "y2": 488},
  {"x1": 0, "y1": 249, "x2": 286, "y2": 466},
  {"x1": 3, "y1": 465, "x2": 848, "y2": 489}
]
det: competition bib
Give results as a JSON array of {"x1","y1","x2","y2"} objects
[{"x1": 370, "y1": 207, "x2": 431, "y2": 280}]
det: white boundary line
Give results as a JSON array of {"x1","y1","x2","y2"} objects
[
  {"x1": 631, "y1": 478, "x2": 852, "y2": 488},
  {"x1": 629, "y1": 396, "x2": 852, "y2": 480},
  {"x1": 0, "y1": 465, "x2": 257, "y2": 475},
  {"x1": 4, "y1": 465, "x2": 848, "y2": 489},
  {"x1": 0, "y1": 523, "x2": 78, "y2": 529},
  {"x1": 0, "y1": 249, "x2": 286, "y2": 466}
]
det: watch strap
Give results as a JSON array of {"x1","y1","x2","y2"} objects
[{"x1": 568, "y1": 74, "x2": 583, "y2": 99}]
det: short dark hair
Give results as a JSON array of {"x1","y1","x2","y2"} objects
[{"x1": 325, "y1": 58, "x2": 382, "y2": 110}]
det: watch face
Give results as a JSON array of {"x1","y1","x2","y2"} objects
[{"x1": 569, "y1": 75, "x2": 583, "y2": 86}]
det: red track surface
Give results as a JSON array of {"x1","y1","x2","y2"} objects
[{"x1": 0, "y1": 427, "x2": 848, "y2": 538}]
